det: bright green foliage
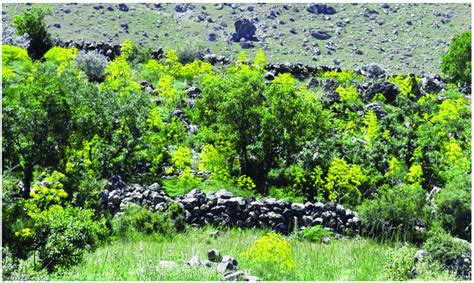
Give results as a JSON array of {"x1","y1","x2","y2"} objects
[
  {"x1": 299, "y1": 226, "x2": 334, "y2": 243},
  {"x1": 198, "y1": 142, "x2": 236, "y2": 181},
  {"x1": 441, "y1": 31, "x2": 471, "y2": 85},
  {"x1": 242, "y1": 232, "x2": 296, "y2": 270},
  {"x1": 101, "y1": 40, "x2": 140, "y2": 94},
  {"x1": 12, "y1": 5, "x2": 52, "y2": 59},
  {"x1": 253, "y1": 49, "x2": 267, "y2": 71},
  {"x1": 24, "y1": 171, "x2": 67, "y2": 219},
  {"x1": 172, "y1": 146, "x2": 192, "y2": 170},
  {"x1": 383, "y1": 244, "x2": 417, "y2": 280},
  {"x1": 43, "y1": 46, "x2": 78, "y2": 75},
  {"x1": 336, "y1": 85, "x2": 359, "y2": 104},
  {"x1": 407, "y1": 163, "x2": 424, "y2": 187},
  {"x1": 388, "y1": 75, "x2": 414, "y2": 97},
  {"x1": 363, "y1": 111, "x2": 379, "y2": 148},
  {"x1": 324, "y1": 157, "x2": 365, "y2": 204},
  {"x1": 322, "y1": 70, "x2": 361, "y2": 86},
  {"x1": 234, "y1": 175, "x2": 257, "y2": 191},
  {"x1": 2, "y1": 44, "x2": 34, "y2": 83}
]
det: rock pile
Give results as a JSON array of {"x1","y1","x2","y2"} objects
[
  {"x1": 100, "y1": 176, "x2": 361, "y2": 236},
  {"x1": 265, "y1": 63, "x2": 340, "y2": 80}
]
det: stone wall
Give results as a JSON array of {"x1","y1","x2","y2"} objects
[{"x1": 100, "y1": 176, "x2": 361, "y2": 236}]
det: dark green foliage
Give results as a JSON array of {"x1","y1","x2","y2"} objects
[
  {"x1": 435, "y1": 174, "x2": 471, "y2": 241},
  {"x1": 33, "y1": 206, "x2": 108, "y2": 272},
  {"x1": 299, "y1": 226, "x2": 334, "y2": 243},
  {"x1": 128, "y1": 44, "x2": 152, "y2": 66},
  {"x1": 422, "y1": 227, "x2": 471, "y2": 278},
  {"x1": 111, "y1": 204, "x2": 184, "y2": 239},
  {"x1": 2, "y1": 64, "x2": 92, "y2": 197},
  {"x1": 12, "y1": 6, "x2": 52, "y2": 59},
  {"x1": 441, "y1": 31, "x2": 471, "y2": 85},
  {"x1": 176, "y1": 46, "x2": 202, "y2": 64},
  {"x1": 358, "y1": 185, "x2": 430, "y2": 243},
  {"x1": 197, "y1": 67, "x2": 328, "y2": 190}
]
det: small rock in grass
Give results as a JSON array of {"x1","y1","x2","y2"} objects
[
  {"x1": 187, "y1": 255, "x2": 201, "y2": 267},
  {"x1": 158, "y1": 260, "x2": 177, "y2": 268},
  {"x1": 322, "y1": 235, "x2": 331, "y2": 245}
]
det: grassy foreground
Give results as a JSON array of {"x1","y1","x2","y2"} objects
[{"x1": 53, "y1": 227, "x2": 394, "y2": 281}]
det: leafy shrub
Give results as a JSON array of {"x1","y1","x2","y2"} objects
[
  {"x1": 383, "y1": 244, "x2": 417, "y2": 280},
  {"x1": 358, "y1": 184, "x2": 430, "y2": 243},
  {"x1": 33, "y1": 206, "x2": 108, "y2": 272},
  {"x1": 434, "y1": 174, "x2": 471, "y2": 240},
  {"x1": 24, "y1": 171, "x2": 68, "y2": 218},
  {"x1": 299, "y1": 226, "x2": 334, "y2": 243},
  {"x1": 171, "y1": 146, "x2": 193, "y2": 171},
  {"x1": 242, "y1": 232, "x2": 296, "y2": 270},
  {"x1": 112, "y1": 204, "x2": 183, "y2": 239},
  {"x1": 74, "y1": 50, "x2": 109, "y2": 82},
  {"x1": 324, "y1": 157, "x2": 365, "y2": 204},
  {"x1": 128, "y1": 44, "x2": 152, "y2": 66},
  {"x1": 12, "y1": 5, "x2": 52, "y2": 59},
  {"x1": 176, "y1": 46, "x2": 202, "y2": 64},
  {"x1": 336, "y1": 85, "x2": 359, "y2": 103},
  {"x1": 422, "y1": 227, "x2": 471, "y2": 277},
  {"x1": 441, "y1": 31, "x2": 471, "y2": 85}
]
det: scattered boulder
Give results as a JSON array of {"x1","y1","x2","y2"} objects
[
  {"x1": 175, "y1": 4, "x2": 188, "y2": 13},
  {"x1": 117, "y1": 4, "x2": 129, "y2": 12},
  {"x1": 363, "y1": 81, "x2": 399, "y2": 103},
  {"x1": 311, "y1": 31, "x2": 331, "y2": 40},
  {"x1": 361, "y1": 63, "x2": 386, "y2": 80},
  {"x1": 217, "y1": 255, "x2": 238, "y2": 273},
  {"x1": 307, "y1": 4, "x2": 337, "y2": 15},
  {"x1": 420, "y1": 74, "x2": 445, "y2": 94},
  {"x1": 231, "y1": 18, "x2": 257, "y2": 42}
]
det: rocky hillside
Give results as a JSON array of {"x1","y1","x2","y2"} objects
[{"x1": 2, "y1": 3, "x2": 471, "y2": 74}]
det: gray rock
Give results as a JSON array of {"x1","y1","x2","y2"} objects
[
  {"x1": 291, "y1": 203, "x2": 306, "y2": 213},
  {"x1": 322, "y1": 235, "x2": 331, "y2": 244},
  {"x1": 187, "y1": 255, "x2": 201, "y2": 267},
  {"x1": 361, "y1": 63, "x2": 386, "y2": 79},
  {"x1": 311, "y1": 31, "x2": 331, "y2": 40},
  {"x1": 307, "y1": 4, "x2": 336, "y2": 15},
  {"x1": 218, "y1": 255, "x2": 238, "y2": 273},
  {"x1": 215, "y1": 189, "x2": 233, "y2": 199},
  {"x1": 117, "y1": 4, "x2": 129, "y2": 12}
]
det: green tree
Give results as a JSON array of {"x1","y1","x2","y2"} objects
[
  {"x1": 441, "y1": 31, "x2": 471, "y2": 85},
  {"x1": 12, "y1": 5, "x2": 52, "y2": 59}
]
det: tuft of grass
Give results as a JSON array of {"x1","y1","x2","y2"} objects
[{"x1": 52, "y1": 227, "x2": 401, "y2": 281}]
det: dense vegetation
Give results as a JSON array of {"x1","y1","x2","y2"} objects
[{"x1": 2, "y1": 7, "x2": 471, "y2": 280}]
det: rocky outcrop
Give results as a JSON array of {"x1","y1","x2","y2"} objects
[{"x1": 100, "y1": 176, "x2": 361, "y2": 236}]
